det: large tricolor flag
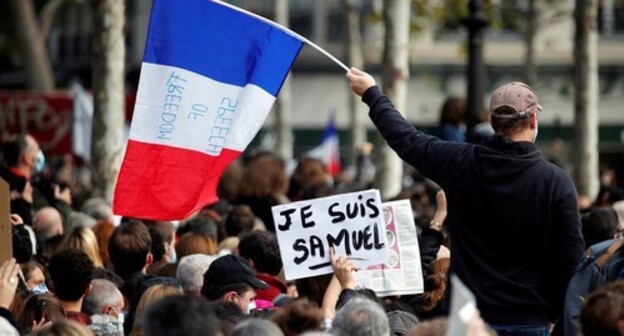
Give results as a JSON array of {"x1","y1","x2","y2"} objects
[{"x1": 113, "y1": 0, "x2": 303, "y2": 220}]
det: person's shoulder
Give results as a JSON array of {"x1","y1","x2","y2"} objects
[
  {"x1": 540, "y1": 158, "x2": 571, "y2": 179},
  {"x1": 537, "y1": 159, "x2": 577, "y2": 194}
]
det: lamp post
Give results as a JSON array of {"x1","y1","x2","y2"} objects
[{"x1": 462, "y1": 0, "x2": 489, "y2": 139}]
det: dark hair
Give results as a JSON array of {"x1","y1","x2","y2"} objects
[
  {"x1": 336, "y1": 287, "x2": 382, "y2": 310},
  {"x1": 217, "y1": 160, "x2": 243, "y2": 202},
  {"x1": 214, "y1": 301, "x2": 246, "y2": 335},
  {"x1": 2, "y1": 134, "x2": 29, "y2": 167},
  {"x1": 238, "y1": 231, "x2": 282, "y2": 275},
  {"x1": 491, "y1": 106, "x2": 531, "y2": 137},
  {"x1": 178, "y1": 216, "x2": 219, "y2": 240},
  {"x1": 143, "y1": 220, "x2": 175, "y2": 244},
  {"x1": 201, "y1": 282, "x2": 251, "y2": 301},
  {"x1": 225, "y1": 205, "x2": 255, "y2": 237},
  {"x1": 91, "y1": 267, "x2": 124, "y2": 289},
  {"x1": 147, "y1": 262, "x2": 178, "y2": 278},
  {"x1": 19, "y1": 294, "x2": 66, "y2": 334},
  {"x1": 108, "y1": 220, "x2": 151, "y2": 278},
  {"x1": 438, "y1": 96, "x2": 467, "y2": 126},
  {"x1": 270, "y1": 298, "x2": 322, "y2": 336},
  {"x1": 142, "y1": 295, "x2": 220, "y2": 336},
  {"x1": 148, "y1": 227, "x2": 166, "y2": 263},
  {"x1": 137, "y1": 276, "x2": 182, "y2": 300},
  {"x1": 581, "y1": 207, "x2": 620, "y2": 248},
  {"x1": 295, "y1": 274, "x2": 333, "y2": 307},
  {"x1": 48, "y1": 249, "x2": 94, "y2": 301},
  {"x1": 40, "y1": 235, "x2": 65, "y2": 261},
  {"x1": 581, "y1": 281, "x2": 624, "y2": 336}
]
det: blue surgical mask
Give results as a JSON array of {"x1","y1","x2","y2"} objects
[
  {"x1": 32, "y1": 283, "x2": 49, "y2": 294},
  {"x1": 35, "y1": 150, "x2": 45, "y2": 173}
]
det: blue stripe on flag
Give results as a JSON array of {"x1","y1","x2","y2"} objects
[{"x1": 144, "y1": 0, "x2": 303, "y2": 96}]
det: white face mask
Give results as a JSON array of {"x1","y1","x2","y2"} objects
[
  {"x1": 246, "y1": 300, "x2": 256, "y2": 315},
  {"x1": 31, "y1": 283, "x2": 49, "y2": 295},
  {"x1": 117, "y1": 312, "x2": 125, "y2": 324},
  {"x1": 35, "y1": 150, "x2": 45, "y2": 173},
  {"x1": 169, "y1": 248, "x2": 177, "y2": 264}
]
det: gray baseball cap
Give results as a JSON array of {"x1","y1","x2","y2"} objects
[{"x1": 490, "y1": 82, "x2": 543, "y2": 120}]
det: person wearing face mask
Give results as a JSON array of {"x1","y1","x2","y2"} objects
[
  {"x1": 346, "y1": 69, "x2": 584, "y2": 335},
  {"x1": 0, "y1": 134, "x2": 42, "y2": 226},
  {"x1": 21, "y1": 261, "x2": 49, "y2": 295},
  {"x1": 1, "y1": 134, "x2": 72, "y2": 234},
  {"x1": 83, "y1": 279, "x2": 125, "y2": 336}
]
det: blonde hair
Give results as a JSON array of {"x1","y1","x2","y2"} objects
[
  {"x1": 64, "y1": 227, "x2": 104, "y2": 268},
  {"x1": 131, "y1": 284, "x2": 184, "y2": 336}
]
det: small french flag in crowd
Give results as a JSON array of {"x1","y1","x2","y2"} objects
[
  {"x1": 308, "y1": 113, "x2": 341, "y2": 177},
  {"x1": 113, "y1": 0, "x2": 303, "y2": 220}
]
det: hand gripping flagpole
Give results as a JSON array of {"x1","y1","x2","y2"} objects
[{"x1": 214, "y1": 0, "x2": 351, "y2": 72}]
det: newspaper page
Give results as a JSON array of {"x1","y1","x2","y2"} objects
[{"x1": 354, "y1": 199, "x2": 424, "y2": 296}]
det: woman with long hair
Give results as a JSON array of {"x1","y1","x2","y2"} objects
[{"x1": 64, "y1": 227, "x2": 104, "y2": 268}]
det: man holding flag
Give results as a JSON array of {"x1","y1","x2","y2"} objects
[{"x1": 346, "y1": 68, "x2": 584, "y2": 334}]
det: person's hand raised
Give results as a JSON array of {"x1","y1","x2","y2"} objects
[
  {"x1": 430, "y1": 190, "x2": 447, "y2": 231},
  {"x1": 329, "y1": 247, "x2": 358, "y2": 290},
  {"x1": 0, "y1": 258, "x2": 20, "y2": 310},
  {"x1": 346, "y1": 67, "x2": 376, "y2": 97}
]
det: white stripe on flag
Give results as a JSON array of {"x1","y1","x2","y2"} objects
[{"x1": 129, "y1": 62, "x2": 275, "y2": 155}]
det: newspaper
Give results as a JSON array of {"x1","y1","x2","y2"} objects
[{"x1": 354, "y1": 199, "x2": 424, "y2": 296}]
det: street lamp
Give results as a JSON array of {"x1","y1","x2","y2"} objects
[{"x1": 462, "y1": 0, "x2": 490, "y2": 140}]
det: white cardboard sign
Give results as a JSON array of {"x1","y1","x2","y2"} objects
[{"x1": 272, "y1": 189, "x2": 388, "y2": 280}]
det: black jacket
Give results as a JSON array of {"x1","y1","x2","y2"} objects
[{"x1": 363, "y1": 86, "x2": 584, "y2": 325}]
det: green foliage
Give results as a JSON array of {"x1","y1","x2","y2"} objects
[{"x1": 409, "y1": 0, "x2": 504, "y2": 35}]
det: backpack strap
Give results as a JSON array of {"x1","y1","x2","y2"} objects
[{"x1": 596, "y1": 239, "x2": 624, "y2": 268}]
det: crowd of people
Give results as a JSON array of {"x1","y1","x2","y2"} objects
[{"x1": 0, "y1": 70, "x2": 623, "y2": 336}]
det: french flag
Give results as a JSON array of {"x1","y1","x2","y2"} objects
[
  {"x1": 113, "y1": 0, "x2": 303, "y2": 220},
  {"x1": 308, "y1": 113, "x2": 341, "y2": 176}
]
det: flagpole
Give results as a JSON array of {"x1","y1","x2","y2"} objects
[{"x1": 214, "y1": 0, "x2": 350, "y2": 72}]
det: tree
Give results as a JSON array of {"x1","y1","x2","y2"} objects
[
  {"x1": 273, "y1": 0, "x2": 294, "y2": 162},
  {"x1": 342, "y1": 0, "x2": 367, "y2": 166},
  {"x1": 7, "y1": 0, "x2": 55, "y2": 91},
  {"x1": 91, "y1": 0, "x2": 126, "y2": 202},
  {"x1": 519, "y1": 0, "x2": 571, "y2": 86},
  {"x1": 524, "y1": 0, "x2": 538, "y2": 86},
  {"x1": 573, "y1": 0, "x2": 599, "y2": 200},
  {"x1": 376, "y1": 0, "x2": 411, "y2": 199}
]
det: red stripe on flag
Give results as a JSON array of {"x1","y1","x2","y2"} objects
[{"x1": 113, "y1": 140, "x2": 240, "y2": 220}]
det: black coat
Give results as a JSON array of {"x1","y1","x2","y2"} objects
[{"x1": 363, "y1": 86, "x2": 584, "y2": 325}]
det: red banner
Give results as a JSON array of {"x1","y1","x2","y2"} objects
[
  {"x1": 0, "y1": 91, "x2": 137, "y2": 156},
  {"x1": 0, "y1": 91, "x2": 73, "y2": 155}
]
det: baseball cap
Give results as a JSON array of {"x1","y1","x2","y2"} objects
[
  {"x1": 203, "y1": 254, "x2": 269, "y2": 290},
  {"x1": 490, "y1": 82, "x2": 543, "y2": 120}
]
